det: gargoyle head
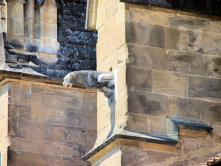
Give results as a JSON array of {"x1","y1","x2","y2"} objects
[{"x1": 63, "y1": 72, "x2": 76, "y2": 87}]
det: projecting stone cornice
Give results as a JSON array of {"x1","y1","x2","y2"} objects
[{"x1": 121, "y1": 0, "x2": 221, "y2": 16}]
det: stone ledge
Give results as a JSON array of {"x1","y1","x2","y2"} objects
[
  {"x1": 82, "y1": 130, "x2": 177, "y2": 161},
  {"x1": 169, "y1": 118, "x2": 213, "y2": 132},
  {"x1": 121, "y1": 0, "x2": 221, "y2": 17},
  {"x1": 167, "y1": 118, "x2": 213, "y2": 140},
  {"x1": 0, "y1": 70, "x2": 96, "y2": 93},
  {"x1": 83, "y1": 119, "x2": 213, "y2": 161}
]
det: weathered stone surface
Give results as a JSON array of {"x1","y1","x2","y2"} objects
[
  {"x1": 126, "y1": 113, "x2": 149, "y2": 133},
  {"x1": 17, "y1": 121, "x2": 51, "y2": 140},
  {"x1": 167, "y1": 50, "x2": 205, "y2": 76},
  {"x1": 127, "y1": 44, "x2": 168, "y2": 70},
  {"x1": 8, "y1": 151, "x2": 90, "y2": 166},
  {"x1": 126, "y1": 21, "x2": 150, "y2": 45},
  {"x1": 125, "y1": 5, "x2": 170, "y2": 26},
  {"x1": 126, "y1": 66, "x2": 152, "y2": 91},
  {"x1": 188, "y1": 76, "x2": 221, "y2": 98},
  {"x1": 148, "y1": 24, "x2": 165, "y2": 48},
  {"x1": 127, "y1": 44, "x2": 210, "y2": 78},
  {"x1": 128, "y1": 91, "x2": 168, "y2": 115},
  {"x1": 202, "y1": 55, "x2": 221, "y2": 78},
  {"x1": 126, "y1": 22, "x2": 167, "y2": 48},
  {"x1": 122, "y1": 146, "x2": 175, "y2": 166},
  {"x1": 180, "y1": 29, "x2": 203, "y2": 52},
  {"x1": 85, "y1": 2, "x2": 221, "y2": 166},
  {"x1": 8, "y1": 82, "x2": 97, "y2": 165},
  {"x1": 165, "y1": 26, "x2": 180, "y2": 50},
  {"x1": 168, "y1": 96, "x2": 221, "y2": 124},
  {"x1": 203, "y1": 32, "x2": 221, "y2": 55},
  {"x1": 149, "y1": 115, "x2": 167, "y2": 135},
  {"x1": 152, "y1": 69, "x2": 188, "y2": 97},
  {"x1": 168, "y1": 97, "x2": 200, "y2": 121}
]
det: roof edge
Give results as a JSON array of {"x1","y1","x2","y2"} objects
[{"x1": 120, "y1": 0, "x2": 221, "y2": 17}]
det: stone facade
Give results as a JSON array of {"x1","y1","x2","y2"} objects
[
  {"x1": 0, "y1": 83, "x2": 10, "y2": 166},
  {"x1": 83, "y1": 1, "x2": 221, "y2": 166},
  {"x1": 0, "y1": 0, "x2": 98, "y2": 165},
  {"x1": 1, "y1": 79, "x2": 97, "y2": 166},
  {"x1": 125, "y1": 4, "x2": 221, "y2": 137},
  {"x1": 1, "y1": 0, "x2": 221, "y2": 166}
]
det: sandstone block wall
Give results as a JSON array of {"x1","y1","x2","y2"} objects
[
  {"x1": 5, "y1": 81, "x2": 97, "y2": 166},
  {"x1": 125, "y1": 4, "x2": 221, "y2": 136},
  {"x1": 123, "y1": 4, "x2": 221, "y2": 165}
]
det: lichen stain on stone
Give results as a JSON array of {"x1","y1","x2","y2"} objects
[
  {"x1": 174, "y1": 54, "x2": 194, "y2": 63},
  {"x1": 137, "y1": 94, "x2": 161, "y2": 114}
]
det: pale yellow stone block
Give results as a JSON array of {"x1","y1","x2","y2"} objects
[
  {"x1": 86, "y1": 0, "x2": 98, "y2": 29},
  {"x1": 92, "y1": 147, "x2": 122, "y2": 166},
  {"x1": 0, "y1": 84, "x2": 9, "y2": 140},
  {"x1": 96, "y1": 103, "x2": 112, "y2": 145},
  {"x1": 0, "y1": 143, "x2": 9, "y2": 166},
  {"x1": 41, "y1": 0, "x2": 56, "y2": 9},
  {"x1": 40, "y1": 8, "x2": 57, "y2": 24},
  {"x1": 97, "y1": 2, "x2": 126, "y2": 61},
  {"x1": 0, "y1": 84, "x2": 9, "y2": 166}
]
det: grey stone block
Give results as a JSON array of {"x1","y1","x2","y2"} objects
[
  {"x1": 128, "y1": 91, "x2": 168, "y2": 115},
  {"x1": 188, "y1": 76, "x2": 221, "y2": 98},
  {"x1": 148, "y1": 24, "x2": 165, "y2": 48},
  {"x1": 167, "y1": 50, "x2": 205, "y2": 76},
  {"x1": 165, "y1": 26, "x2": 180, "y2": 50},
  {"x1": 127, "y1": 66, "x2": 152, "y2": 91},
  {"x1": 203, "y1": 32, "x2": 221, "y2": 55},
  {"x1": 126, "y1": 21, "x2": 150, "y2": 45},
  {"x1": 168, "y1": 16, "x2": 209, "y2": 30},
  {"x1": 168, "y1": 96, "x2": 221, "y2": 124},
  {"x1": 152, "y1": 70, "x2": 188, "y2": 97},
  {"x1": 127, "y1": 44, "x2": 168, "y2": 70},
  {"x1": 126, "y1": 22, "x2": 165, "y2": 48},
  {"x1": 180, "y1": 29, "x2": 203, "y2": 52}
]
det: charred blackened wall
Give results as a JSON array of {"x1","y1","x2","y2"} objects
[
  {"x1": 56, "y1": 0, "x2": 97, "y2": 71},
  {"x1": 4, "y1": 0, "x2": 97, "y2": 79}
]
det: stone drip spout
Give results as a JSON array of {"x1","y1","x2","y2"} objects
[{"x1": 63, "y1": 70, "x2": 115, "y2": 98}]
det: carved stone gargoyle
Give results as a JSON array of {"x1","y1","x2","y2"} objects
[{"x1": 63, "y1": 70, "x2": 115, "y2": 98}]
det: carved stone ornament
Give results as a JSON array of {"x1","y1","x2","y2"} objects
[{"x1": 63, "y1": 70, "x2": 115, "y2": 98}]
